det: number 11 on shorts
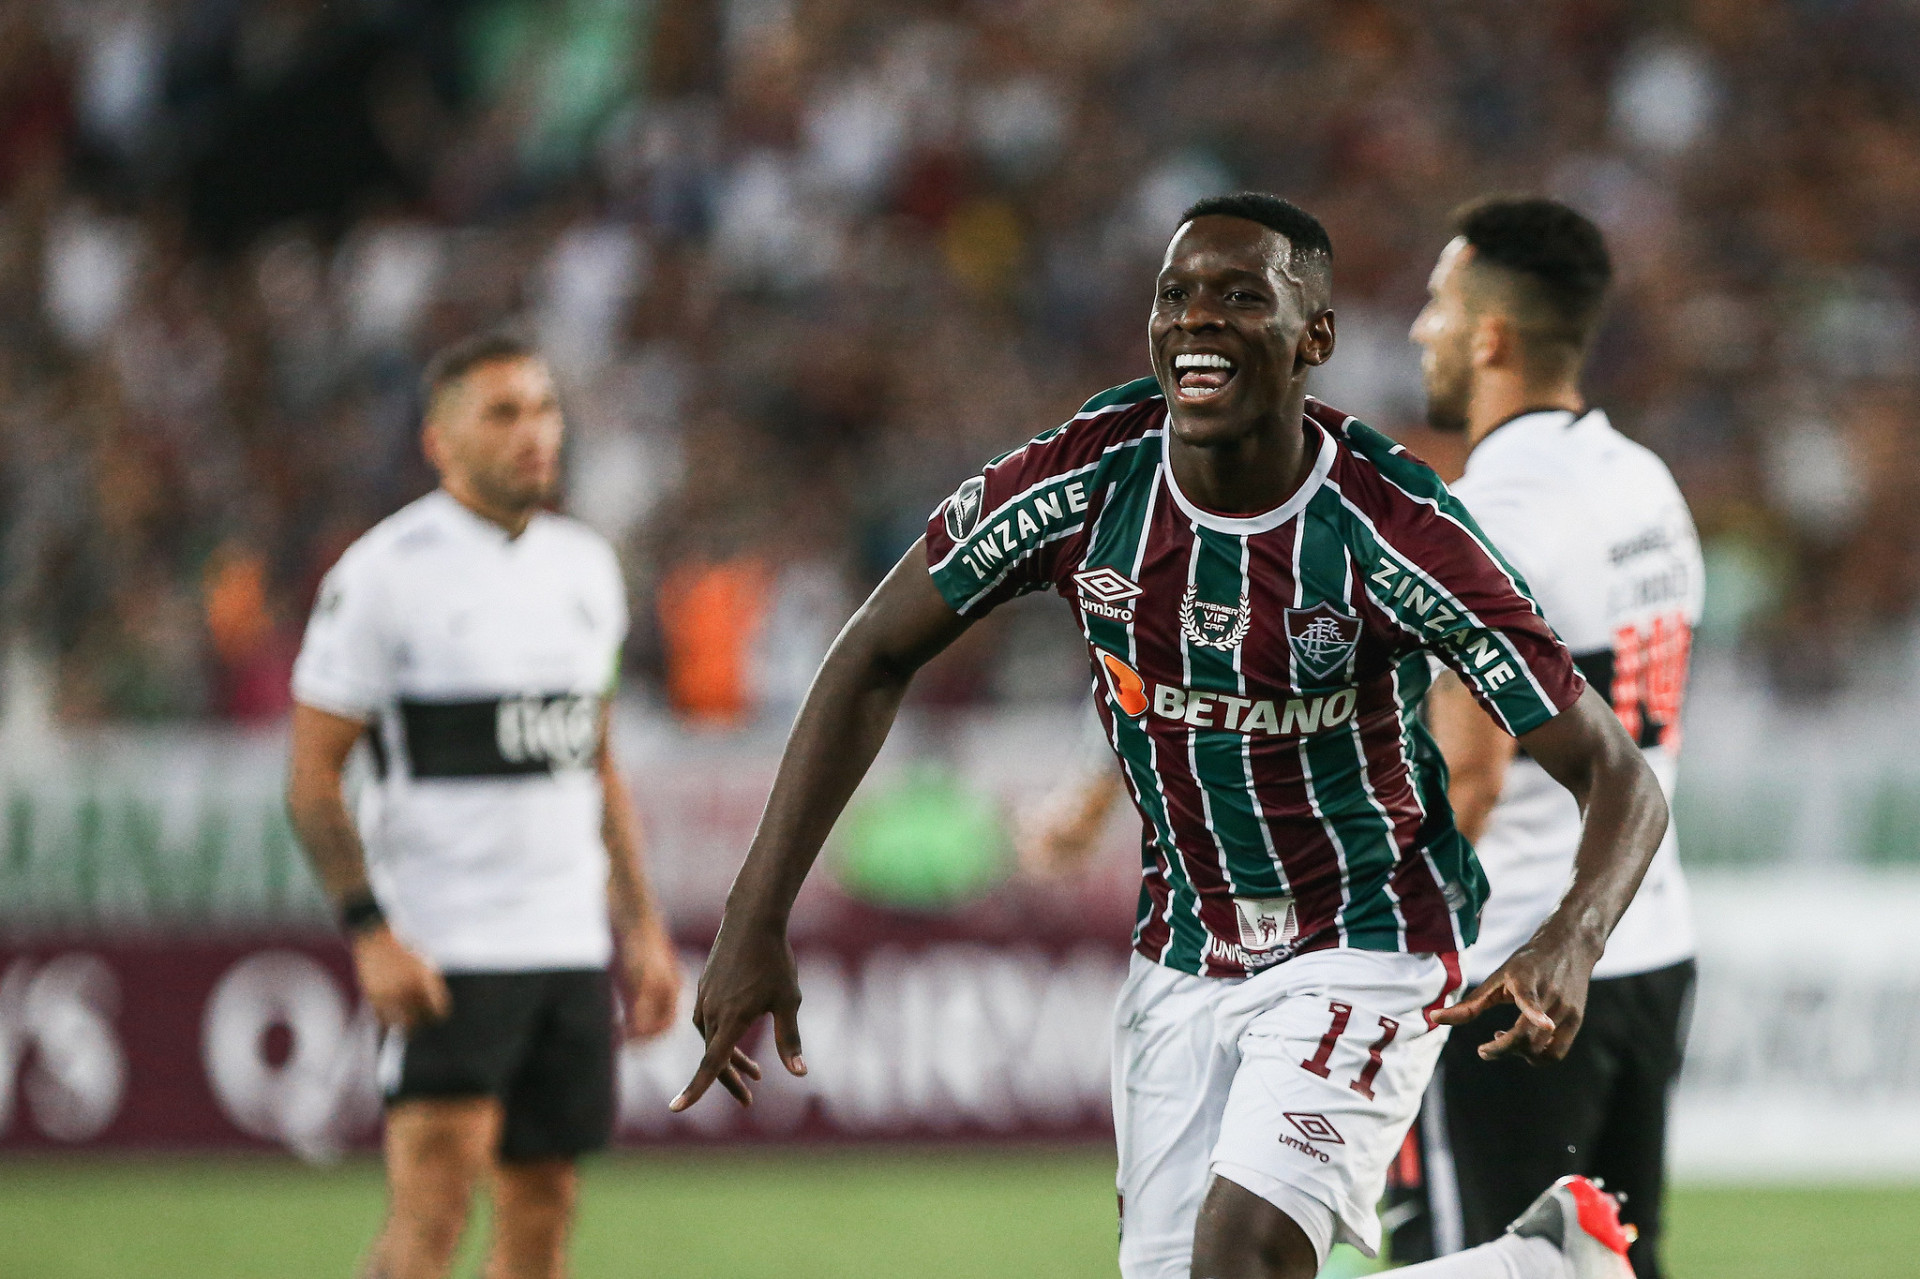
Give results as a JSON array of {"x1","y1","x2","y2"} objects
[{"x1": 1300, "y1": 1000, "x2": 1400, "y2": 1101}]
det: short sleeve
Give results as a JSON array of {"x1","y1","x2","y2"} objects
[
  {"x1": 1364, "y1": 489, "x2": 1584, "y2": 739},
  {"x1": 1417, "y1": 502, "x2": 1581, "y2": 737},
  {"x1": 924, "y1": 437, "x2": 1100, "y2": 618},
  {"x1": 291, "y1": 548, "x2": 396, "y2": 720}
]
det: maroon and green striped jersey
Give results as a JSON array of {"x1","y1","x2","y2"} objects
[{"x1": 925, "y1": 379, "x2": 1585, "y2": 978}]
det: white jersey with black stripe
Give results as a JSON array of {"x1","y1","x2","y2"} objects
[
  {"x1": 1450, "y1": 409, "x2": 1702, "y2": 983},
  {"x1": 292, "y1": 490, "x2": 627, "y2": 972}
]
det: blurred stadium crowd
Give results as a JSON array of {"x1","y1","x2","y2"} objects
[{"x1": 2, "y1": 0, "x2": 1917, "y2": 724}]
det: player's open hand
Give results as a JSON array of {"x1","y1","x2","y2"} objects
[
  {"x1": 669, "y1": 912, "x2": 805, "y2": 1112},
  {"x1": 619, "y1": 924, "x2": 683, "y2": 1041},
  {"x1": 1431, "y1": 930, "x2": 1598, "y2": 1064},
  {"x1": 351, "y1": 927, "x2": 452, "y2": 1029}
]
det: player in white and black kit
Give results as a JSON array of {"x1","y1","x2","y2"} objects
[
  {"x1": 286, "y1": 333, "x2": 700, "y2": 1279},
  {"x1": 1390, "y1": 200, "x2": 1701, "y2": 1278}
]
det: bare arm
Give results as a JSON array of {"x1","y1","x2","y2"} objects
[
  {"x1": 286, "y1": 703, "x2": 378, "y2": 901},
  {"x1": 1431, "y1": 684, "x2": 1668, "y2": 1061},
  {"x1": 599, "y1": 717, "x2": 683, "y2": 1041},
  {"x1": 1426, "y1": 671, "x2": 1517, "y2": 844},
  {"x1": 671, "y1": 539, "x2": 972, "y2": 1110},
  {"x1": 286, "y1": 703, "x2": 449, "y2": 1027}
]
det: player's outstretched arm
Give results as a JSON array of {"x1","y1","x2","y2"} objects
[
  {"x1": 671, "y1": 538, "x2": 973, "y2": 1111},
  {"x1": 1431, "y1": 685, "x2": 1667, "y2": 1062}
]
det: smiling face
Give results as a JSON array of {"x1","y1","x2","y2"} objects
[
  {"x1": 1149, "y1": 215, "x2": 1335, "y2": 448},
  {"x1": 423, "y1": 355, "x2": 565, "y2": 517}
]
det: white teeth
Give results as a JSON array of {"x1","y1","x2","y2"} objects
[{"x1": 1174, "y1": 353, "x2": 1234, "y2": 370}]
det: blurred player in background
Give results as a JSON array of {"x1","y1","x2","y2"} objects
[
  {"x1": 1385, "y1": 200, "x2": 1702, "y2": 1278},
  {"x1": 672, "y1": 194, "x2": 1670, "y2": 1279},
  {"x1": 285, "y1": 333, "x2": 686, "y2": 1279}
]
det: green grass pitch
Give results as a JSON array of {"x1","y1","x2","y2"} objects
[{"x1": 0, "y1": 1150, "x2": 1913, "y2": 1278}]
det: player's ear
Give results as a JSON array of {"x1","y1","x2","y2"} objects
[
  {"x1": 1470, "y1": 313, "x2": 1510, "y2": 370},
  {"x1": 421, "y1": 417, "x2": 448, "y2": 474},
  {"x1": 1299, "y1": 308, "x2": 1336, "y2": 368}
]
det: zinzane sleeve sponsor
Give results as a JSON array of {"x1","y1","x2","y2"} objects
[
  {"x1": 924, "y1": 429, "x2": 1104, "y2": 618},
  {"x1": 1364, "y1": 489, "x2": 1584, "y2": 740},
  {"x1": 290, "y1": 548, "x2": 397, "y2": 721}
]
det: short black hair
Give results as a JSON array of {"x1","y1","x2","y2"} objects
[
  {"x1": 420, "y1": 328, "x2": 542, "y2": 409},
  {"x1": 1453, "y1": 197, "x2": 1611, "y2": 363},
  {"x1": 1179, "y1": 192, "x2": 1333, "y2": 292}
]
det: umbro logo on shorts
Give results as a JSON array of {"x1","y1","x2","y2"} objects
[{"x1": 1283, "y1": 1112, "x2": 1345, "y2": 1145}]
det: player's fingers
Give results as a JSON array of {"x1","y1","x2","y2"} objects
[
  {"x1": 716, "y1": 1063, "x2": 754, "y2": 1107},
  {"x1": 1510, "y1": 989, "x2": 1556, "y2": 1044},
  {"x1": 669, "y1": 1060, "x2": 720, "y2": 1112},
  {"x1": 626, "y1": 993, "x2": 673, "y2": 1041},
  {"x1": 1543, "y1": 1005, "x2": 1582, "y2": 1060},
  {"x1": 1430, "y1": 979, "x2": 1498, "y2": 1026},
  {"x1": 422, "y1": 970, "x2": 453, "y2": 1022},
  {"x1": 772, "y1": 1003, "x2": 807, "y2": 1076},
  {"x1": 732, "y1": 1047, "x2": 763, "y2": 1080},
  {"x1": 670, "y1": 1027, "x2": 740, "y2": 1112},
  {"x1": 1477, "y1": 1020, "x2": 1529, "y2": 1060}
]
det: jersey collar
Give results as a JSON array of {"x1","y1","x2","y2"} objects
[{"x1": 1158, "y1": 416, "x2": 1336, "y2": 536}]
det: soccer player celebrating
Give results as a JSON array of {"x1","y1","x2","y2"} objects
[
  {"x1": 1394, "y1": 199, "x2": 1702, "y2": 1278},
  {"x1": 286, "y1": 333, "x2": 689, "y2": 1279},
  {"x1": 675, "y1": 195, "x2": 1665, "y2": 1279}
]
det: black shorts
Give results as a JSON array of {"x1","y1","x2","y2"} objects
[
  {"x1": 1384, "y1": 960, "x2": 1696, "y2": 1278},
  {"x1": 381, "y1": 968, "x2": 615, "y2": 1163}
]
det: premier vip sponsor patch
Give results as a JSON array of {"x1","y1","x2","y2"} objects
[{"x1": 1180, "y1": 586, "x2": 1251, "y2": 651}]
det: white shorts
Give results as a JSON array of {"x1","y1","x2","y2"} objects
[{"x1": 1111, "y1": 948, "x2": 1460, "y2": 1278}]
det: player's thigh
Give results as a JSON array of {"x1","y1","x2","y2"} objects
[
  {"x1": 1436, "y1": 1003, "x2": 1610, "y2": 1247},
  {"x1": 1191, "y1": 1174, "x2": 1322, "y2": 1279},
  {"x1": 385, "y1": 1096, "x2": 503, "y2": 1208},
  {"x1": 499, "y1": 970, "x2": 616, "y2": 1164},
  {"x1": 1112, "y1": 955, "x2": 1236, "y2": 1279},
  {"x1": 1207, "y1": 978, "x2": 1448, "y2": 1267}
]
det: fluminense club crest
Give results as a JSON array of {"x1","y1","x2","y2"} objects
[
  {"x1": 1180, "y1": 586, "x2": 1251, "y2": 651},
  {"x1": 1284, "y1": 603, "x2": 1362, "y2": 679}
]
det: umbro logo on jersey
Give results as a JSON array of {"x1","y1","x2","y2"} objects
[
  {"x1": 1074, "y1": 567, "x2": 1143, "y2": 622},
  {"x1": 943, "y1": 476, "x2": 986, "y2": 541},
  {"x1": 1180, "y1": 587, "x2": 1251, "y2": 651},
  {"x1": 1284, "y1": 604, "x2": 1362, "y2": 679}
]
